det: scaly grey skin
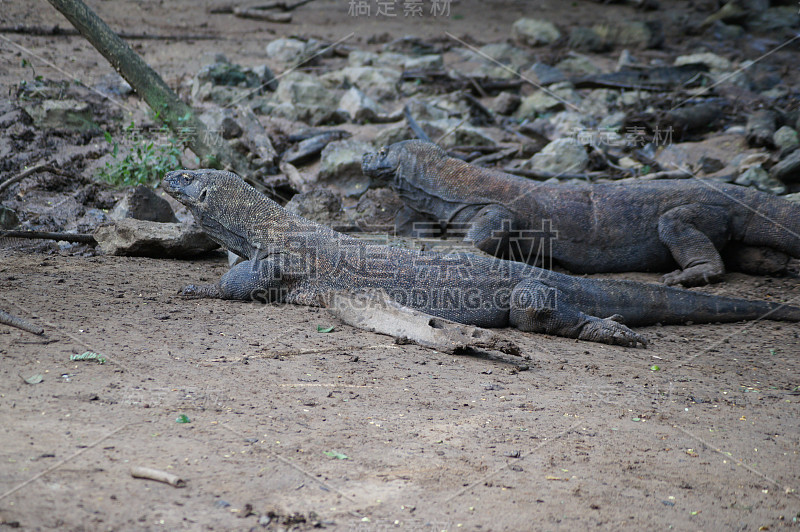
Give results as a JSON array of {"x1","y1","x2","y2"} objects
[
  {"x1": 361, "y1": 140, "x2": 800, "y2": 287},
  {"x1": 163, "y1": 169, "x2": 800, "y2": 348},
  {"x1": 0, "y1": 309, "x2": 44, "y2": 336}
]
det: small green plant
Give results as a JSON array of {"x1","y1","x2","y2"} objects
[{"x1": 99, "y1": 121, "x2": 185, "y2": 187}]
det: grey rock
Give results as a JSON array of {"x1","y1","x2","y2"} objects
[
  {"x1": 266, "y1": 38, "x2": 308, "y2": 63},
  {"x1": 490, "y1": 92, "x2": 521, "y2": 116},
  {"x1": 339, "y1": 86, "x2": 384, "y2": 123},
  {"x1": 351, "y1": 187, "x2": 404, "y2": 231},
  {"x1": 770, "y1": 149, "x2": 800, "y2": 184},
  {"x1": 512, "y1": 18, "x2": 561, "y2": 47},
  {"x1": 514, "y1": 82, "x2": 581, "y2": 119},
  {"x1": 195, "y1": 58, "x2": 260, "y2": 88},
  {"x1": 94, "y1": 220, "x2": 218, "y2": 258},
  {"x1": 555, "y1": 55, "x2": 602, "y2": 77},
  {"x1": 276, "y1": 72, "x2": 338, "y2": 108},
  {"x1": 22, "y1": 99, "x2": 94, "y2": 131},
  {"x1": 198, "y1": 108, "x2": 242, "y2": 140},
  {"x1": 421, "y1": 119, "x2": 496, "y2": 148},
  {"x1": 93, "y1": 73, "x2": 132, "y2": 97},
  {"x1": 773, "y1": 126, "x2": 799, "y2": 152},
  {"x1": 0, "y1": 206, "x2": 19, "y2": 230},
  {"x1": 748, "y1": 6, "x2": 800, "y2": 33},
  {"x1": 592, "y1": 20, "x2": 662, "y2": 49},
  {"x1": 523, "y1": 63, "x2": 567, "y2": 86},
  {"x1": 523, "y1": 138, "x2": 589, "y2": 174},
  {"x1": 319, "y1": 139, "x2": 375, "y2": 197},
  {"x1": 783, "y1": 192, "x2": 800, "y2": 204},
  {"x1": 569, "y1": 27, "x2": 608, "y2": 53},
  {"x1": 323, "y1": 66, "x2": 401, "y2": 102},
  {"x1": 403, "y1": 54, "x2": 444, "y2": 70},
  {"x1": 674, "y1": 52, "x2": 731, "y2": 74},
  {"x1": 735, "y1": 165, "x2": 787, "y2": 195},
  {"x1": 110, "y1": 186, "x2": 179, "y2": 223},
  {"x1": 285, "y1": 189, "x2": 344, "y2": 226}
]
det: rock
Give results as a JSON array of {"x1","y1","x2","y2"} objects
[
  {"x1": 351, "y1": 188, "x2": 404, "y2": 231},
  {"x1": 773, "y1": 126, "x2": 799, "y2": 152},
  {"x1": 339, "y1": 87, "x2": 384, "y2": 123},
  {"x1": 375, "y1": 124, "x2": 415, "y2": 147},
  {"x1": 523, "y1": 138, "x2": 589, "y2": 174},
  {"x1": 490, "y1": 92, "x2": 521, "y2": 116},
  {"x1": 318, "y1": 139, "x2": 375, "y2": 197},
  {"x1": 0, "y1": 206, "x2": 19, "y2": 230},
  {"x1": 674, "y1": 52, "x2": 731, "y2": 73},
  {"x1": 323, "y1": 66, "x2": 401, "y2": 102},
  {"x1": 523, "y1": 63, "x2": 567, "y2": 86},
  {"x1": 748, "y1": 6, "x2": 800, "y2": 33},
  {"x1": 511, "y1": 18, "x2": 561, "y2": 47},
  {"x1": 348, "y1": 50, "x2": 380, "y2": 67},
  {"x1": 421, "y1": 119, "x2": 496, "y2": 148},
  {"x1": 404, "y1": 99, "x2": 451, "y2": 121},
  {"x1": 770, "y1": 149, "x2": 800, "y2": 184},
  {"x1": 198, "y1": 108, "x2": 242, "y2": 139},
  {"x1": 569, "y1": 27, "x2": 608, "y2": 53},
  {"x1": 93, "y1": 73, "x2": 132, "y2": 97},
  {"x1": 269, "y1": 102, "x2": 347, "y2": 127},
  {"x1": 514, "y1": 83, "x2": 581, "y2": 118},
  {"x1": 276, "y1": 72, "x2": 338, "y2": 108},
  {"x1": 783, "y1": 192, "x2": 800, "y2": 204},
  {"x1": 266, "y1": 38, "x2": 308, "y2": 63},
  {"x1": 403, "y1": 54, "x2": 444, "y2": 70},
  {"x1": 555, "y1": 55, "x2": 602, "y2": 77},
  {"x1": 195, "y1": 57, "x2": 261, "y2": 88},
  {"x1": 735, "y1": 165, "x2": 787, "y2": 195},
  {"x1": 285, "y1": 189, "x2": 344, "y2": 226},
  {"x1": 592, "y1": 21, "x2": 661, "y2": 49},
  {"x1": 110, "y1": 186, "x2": 179, "y2": 223},
  {"x1": 93, "y1": 220, "x2": 218, "y2": 258},
  {"x1": 22, "y1": 99, "x2": 94, "y2": 131}
]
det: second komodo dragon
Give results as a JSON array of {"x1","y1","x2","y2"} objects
[
  {"x1": 163, "y1": 169, "x2": 800, "y2": 347},
  {"x1": 361, "y1": 140, "x2": 800, "y2": 286}
]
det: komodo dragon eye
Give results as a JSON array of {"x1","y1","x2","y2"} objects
[{"x1": 379, "y1": 147, "x2": 388, "y2": 157}]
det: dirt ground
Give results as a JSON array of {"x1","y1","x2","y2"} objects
[{"x1": 2, "y1": 0, "x2": 800, "y2": 530}]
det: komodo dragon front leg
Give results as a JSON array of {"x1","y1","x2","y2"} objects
[
  {"x1": 181, "y1": 258, "x2": 287, "y2": 302},
  {"x1": 658, "y1": 204, "x2": 729, "y2": 287},
  {"x1": 508, "y1": 279, "x2": 647, "y2": 347}
]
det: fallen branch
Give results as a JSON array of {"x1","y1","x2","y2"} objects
[
  {"x1": 470, "y1": 146, "x2": 518, "y2": 167},
  {"x1": 211, "y1": 0, "x2": 316, "y2": 13},
  {"x1": 0, "y1": 24, "x2": 221, "y2": 40},
  {"x1": 0, "y1": 230, "x2": 96, "y2": 244},
  {"x1": 130, "y1": 466, "x2": 186, "y2": 488},
  {"x1": 0, "y1": 309, "x2": 44, "y2": 336},
  {"x1": 327, "y1": 290, "x2": 521, "y2": 356}
]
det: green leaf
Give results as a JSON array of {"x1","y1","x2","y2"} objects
[
  {"x1": 24, "y1": 374, "x2": 43, "y2": 385},
  {"x1": 323, "y1": 451, "x2": 348, "y2": 460},
  {"x1": 70, "y1": 351, "x2": 106, "y2": 364},
  {"x1": 317, "y1": 325, "x2": 335, "y2": 333},
  {"x1": 175, "y1": 414, "x2": 191, "y2": 423},
  {"x1": 650, "y1": 365, "x2": 660, "y2": 371}
]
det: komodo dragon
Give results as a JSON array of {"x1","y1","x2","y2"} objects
[
  {"x1": 361, "y1": 140, "x2": 800, "y2": 287},
  {"x1": 163, "y1": 169, "x2": 800, "y2": 348}
]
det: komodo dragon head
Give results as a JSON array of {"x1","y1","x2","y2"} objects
[
  {"x1": 163, "y1": 169, "x2": 260, "y2": 259},
  {"x1": 361, "y1": 140, "x2": 447, "y2": 184}
]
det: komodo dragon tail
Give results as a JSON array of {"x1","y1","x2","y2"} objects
[
  {"x1": 0, "y1": 309, "x2": 45, "y2": 335},
  {"x1": 560, "y1": 277, "x2": 800, "y2": 327}
]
